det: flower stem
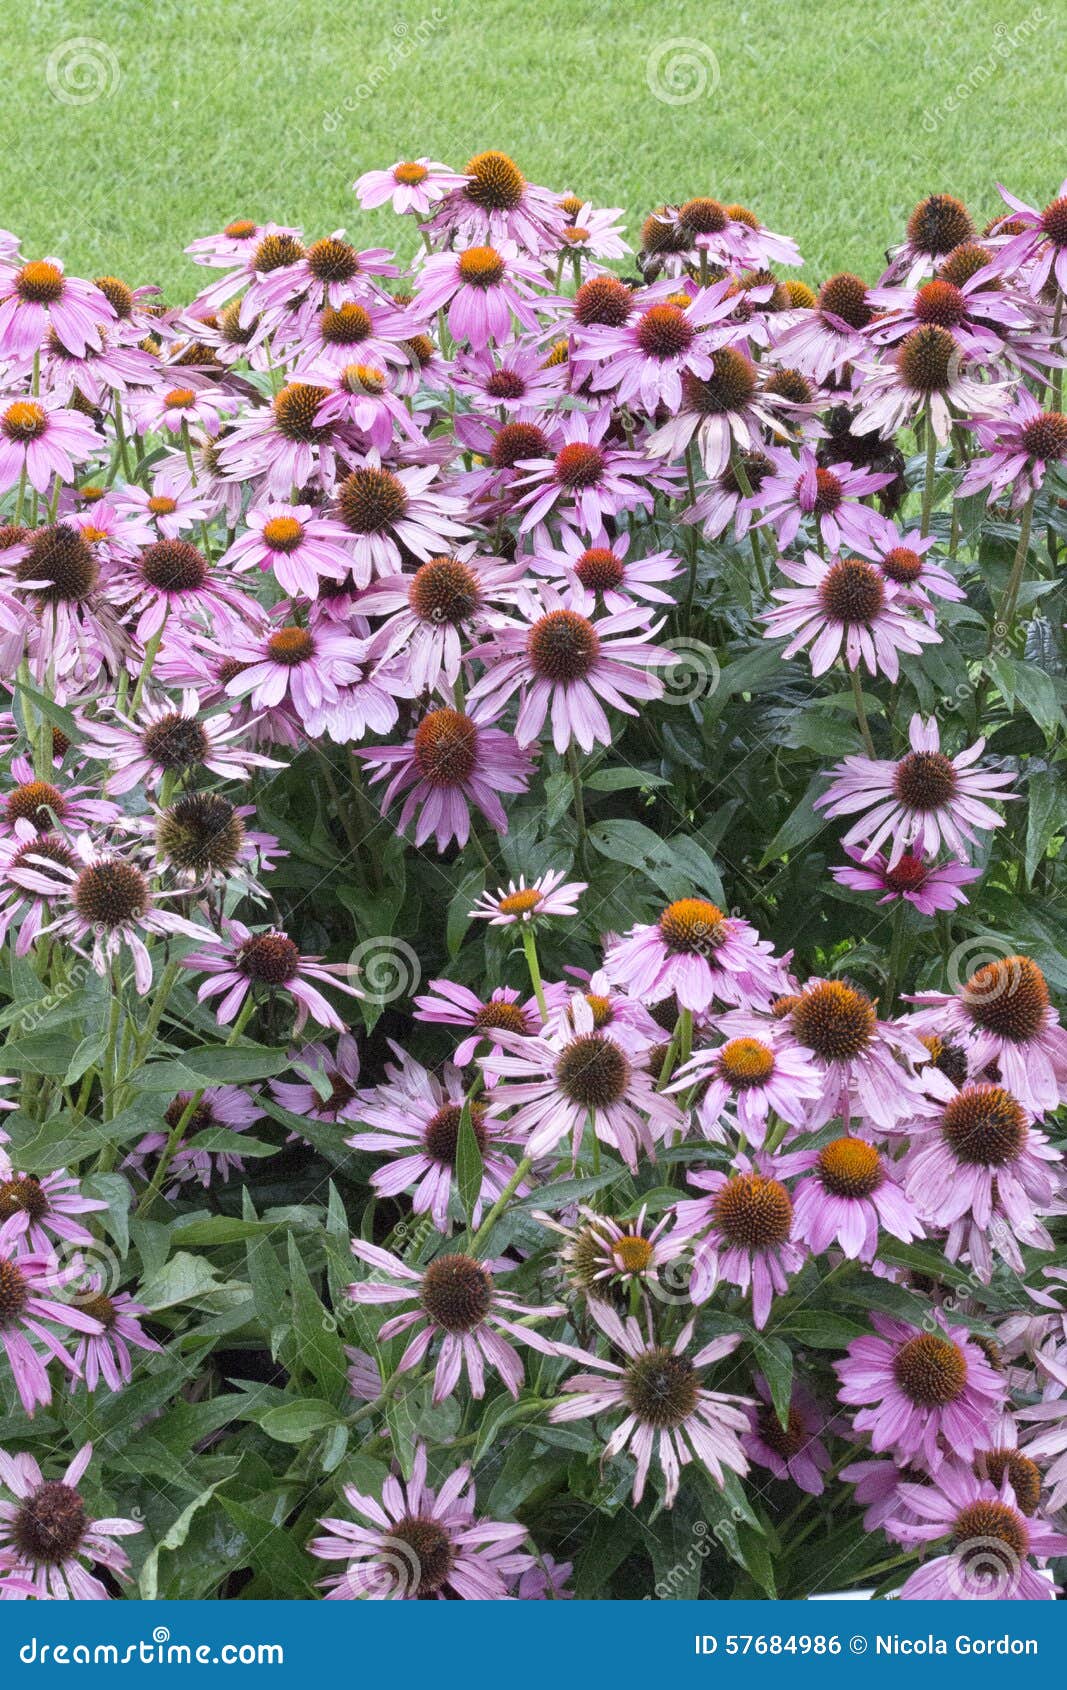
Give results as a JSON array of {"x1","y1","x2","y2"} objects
[
  {"x1": 849, "y1": 666, "x2": 876, "y2": 758},
  {"x1": 992, "y1": 490, "x2": 1036, "y2": 642},
  {"x1": 920, "y1": 416, "x2": 938, "y2": 538},
  {"x1": 137, "y1": 997, "x2": 256, "y2": 1216},
  {"x1": 468, "y1": 1155, "x2": 533, "y2": 1255},
  {"x1": 521, "y1": 925, "x2": 549, "y2": 1021},
  {"x1": 566, "y1": 743, "x2": 589, "y2": 871},
  {"x1": 730, "y1": 451, "x2": 769, "y2": 597}
]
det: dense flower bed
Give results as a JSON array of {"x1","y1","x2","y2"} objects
[{"x1": 0, "y1": 157, "x2": 1065, "y2": 1601}]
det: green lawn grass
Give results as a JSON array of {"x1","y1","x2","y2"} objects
[{"x1": 3, "y1": 0, "x2": 1064, "y2": 298}]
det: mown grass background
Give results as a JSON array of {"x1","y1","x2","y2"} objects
[{"x1": 3, "y1": 0, "x2": 1064, "y2": 299}]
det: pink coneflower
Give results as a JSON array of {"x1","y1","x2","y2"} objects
[
  {"x1": 0, "y1": 259, "x2": 114, "y2": 359},
  {"x1": 111, "y1": 480, "x2": 213, "y2": 543},
  {"x1": 816, "y1": 713, "x2": 1016, "y2": 868},
  {"x1": 989, "y1": 176, "x2": 1067, "y2": 296},
  {"x1": 549, "y1": 1301, "x2": 750, "y2": 1505},
  {"x1": 890, "y1": 1466, "x2": 1067, "y2": 1600},
  {"x1": 427, "y1": 151, "x2": 565, "y2": 255},
  {"x1": 0, "y1": 1169, "x2": 106, "y2": 1258},
  {"x1": 469, "y1": 870, "x2": 586, "y2": 925},
  {"x1": 671, "y1": 1032, "x2": 822, "y2": 1147},
  {"x1": 0, "y1": 1443, "x2": 141, "y2": 1599},
  {"x1": 585, "y1": 282, "x2": 737, "y2": 413},
  {"x1": 271, "y1": 1033, "x2": 362, "y2": 1127},
  {"x1": 309, "y1": 1441, "x2": 529, "y2": 1601},
  {"x1": 185, "y1": 222, "x2": 305, "y2": 311},
  {"x1": 762, "y1": 548, "x2": 939, "y2": 682},
  {"x1": 526, "y1": 527, "x2": 681, "y2": 616},
  {"x1": 685, "y1": 448, "x2": 773, "y2": 540},
  {"x1": 483, "y1": 994, "x2": 677, "y2": 1170},
  {"x1": 285, "y1": 297, "x2": 419, "y2": 379},
  {"x1": 604, "y1": 898, "x2": 790, "y2": 1015},
  {"x1": 647, "y1": 347, "x2": 784, "y2": 476},
  {"x1": 77, "y1": 688, "x2": 281, "y2": 794},
  {"x1": 744, "y1": 1376, "x2": 832, "y2": 1495},
  {"x1": 183, "y1": 919, "x2": 362, "y2": 1034},
  {"x1": 357, "y1": 547, "x2": 530, "y2": 693},
  {"x1": 509, "y1": 409, "x2": 672, "y2": 535},
  {"x1": 69, "y1": 1275, "x2": 161, "y2": 1392},
  {"x1": 882, "y1": 194, "x2": 977, "y2": 286},
  {"x1": 451, "y1": 344, "x2": 565, "y2": 414},
  {"x1": 958, "y1": 387, "x2": 1067, "y2": 508},
  {"x1": 777, "y1": 1136, "x2": 922, "y2": 1261},
  {"x1": 466, "y1": 588, "x2": 670, "y2": 754},
  {"x1": 532, "y1": 1203, "x2": 687, "y2": 1300},
  {"x1": 672, "y1": 1162, "x2": 805, "y2": 1328},
  {"x1": 413, "y1": 980, "x2": 545, "y2": 1066},
  {"x1": 359, "y1": 707, "x2": 533, "y2": 851},
  {"x1": 111, "y1": 536, "x2": 253, "y2": 643},
  {"x1": 126, "y1": 1084, "x2": 264, "y2": 1194},
  {"x1": 514, "y1": 1554, "x2": 573, "y2": 1600},
  {"x1": 552, "y1": 199, "x2": 630, "y2": 264},
  {"x1": 131, "y1": 378, "x2": 237, "y2": 439},
  {"x1": 10, "y1": 837, "x2": 204, "y2": 994},
  {"x1": 902, "y1": 1083, "x2": 1059, "y2": 1278},
  {"x1": 220, "y1": 615, "x2": 370, "y2": 739},
  {"x1": 831, "y1": 846, "x2": 982, "y2": 914},
  {"x1": 770, "y1": 272, "x2": 875, "y2": 383},
  {"x1": 249, "y1": 231, "x2": 396, "y2": 316},
  {"x1": 348, "y1": 1240, "x2": 561, "y2": 1404},
  {"x1": 355, "y1": 158, "x2": 468, "y2": 216},
  {"x1": 723, "y1": 978, "x2": 931, "y2": 1134},
  {"x1": 905, "y1": 955, "x2": 1067, "y2": 1117},
  {"x1": 221, "y1": 502, "x2": 354, "y2": 598},
  {"x1": 851, "y1": 326, "x2": 1009, "y2": 442},
  {"x1": 0, "y1": 833, "x2": 79, "y2": 957},
  {"x1": 310, "y1": 361, "x2": 425, "y2": 453},
  {"x1": 834, "y1": 1312, "x2": 1005, "y2": 1469},
  {"x1": 870, "y1": 525, "x2": 965, "y2": 619},
  {"x1": 215, "y1": 381, "x2": 343, "y2": 497},
  {"x1": 865, "y1": 268, "x2": 1035, "y2": 364},
  {"x1": 334, "y1": 455, "x2": 470, "y2": 582},
  {"x1": 0, "y1": 522, "x2": 128, "y2": 687},
  {"x1": 0, "y1": 397, "x2": 98, "y2": 496},
  {"x1": 1, "y1": 754, "x2": 117, "y2": 839},
  {"x1": 346, "y1": 1046, "x2": 526, "y2": 1233},
  {"x1": 0, "y1": 1250, "x2": 103, "y2": 1414},
  {"x1": 413, "y1": 243, "x2": 545, "y2": 350},
  {"x1": 747, "y1": 445, "x2": 894, "y2": 556}
]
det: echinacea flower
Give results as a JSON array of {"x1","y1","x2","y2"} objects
[
  {"x1": 890, "y1": 1465, "x2": 1067, "y2": 1600},
  {"x1": 271, "y1": 1033, "x2": 362, "y2": 1127},
  {"x1": 549, "y1": 1301, "x2": 750, "y2": 1505},
  {"x1": 902, "y1": 1083, "x2": 1060, "y2": 1277},
  {"x1": 834, "y1": 1312, "x2": 1005, "y2": 1469},
  {"x1": 816, "y1": 713, "x2": 1016, "y2": 869},
  {"x1": 125, "y1": 1085, "x2": 265, "y2": 1194},
  {"x1": 870, "y1": 526, "x2": 966, "y2": 619},
  {"x1": 427, "y1": 150, "x2": 566, "y2": 255},
  {"x1": 0, "y1": 1443, "x2": 141, "y2": 1599},
  {"x1": 508, "y1": 408, "x2": 670, "y2": 536},
  {"x1": 744, "y1": 1376, "x2": 832, "y2": 1495},
  {"x1": 532, "y1": 1203, "x2": 686, "y2": 1300},
  {"x1": 77, "y1": 688, "x2": 281, "y2": 794},
  {"x1": 413, "y1": 979, "x2": 546, "y2": 1066},
  {"x1": 762, "y1": 548, "x2": 939, "y2": 682},
  {"x1": 347, "y1": 1240, "x2": 561, "y2": 1404},
  {"x1": 671, "y1": 1032, "x2": 822, "y2": 1147},
  {"x1": 771, "y1": 271, "x2": 875, "y2": 383},
  {"x1": 466, "y1": 588, "x2": 671, "y2": 755},
  {"x1": 831, "y1": 845, "x2": 982, "y2": 914},
  {"x1": 68, "y1": 1277, "x2": 162, "y2": 1392},
  {"x1": 883, "y1": 194, "x2": 977, "y2": 286},
  {"x1": 130, "y1": 378, "x2": 237, "y2": 439},
  {"x1": 221, "y1": 502, "x2": 354, "y2": 598},
  {"x1": 776, "y1": 1136, "x2": 922, "y2": 1261},
  {"x1": 345, "y1": 1047, "x2": 527, "y2": 1233},
  {"x1": 748, "y1": 445, "x2": 894, "y2": 556},
  {"x1": 483, "y1": 994, "x2": 678, "y2": 1170},
  {"x1": 219, "y1": 615, "x2": 371, "y2": 740},
  {"x1": 0, "y1": 397, "x2": 98, "y2": 496},
  {"x1": 359, "y1": 707, "x2": 533, "y2": 851},
  {"x1": 9, "y1": 836, "x2": 204, "y2": 994},
  {"x1": 989, "y1": 176, "x2": 1067, "y2": 297},
  {"x1": 469, "y1": 870, "x2": 586, "y2": 925},
  {"x1": 183, "y1": 920, "x2": 362, "y2": 1034},
  {"x1": 0, "y1": 1251, "x2": 103, "y2": 1414},
  {"x1": 585, "y1": 281, "x2": 738, "y2": 413},
  {"x1": 851, "y1": 325, "x2": 1009, "y2": 443},
  {"x1": 672, "y1": 1162, "x2": 805, "y2": 1327},
  {"x1": 357, "y1": 546, "x2": 530, "y2": 693},
  {"x1": 958, "y1": 387, "x2": 1067, "y2": 508},
  {"x1": 526, "y1": 526, "x2": 681, "y2": 616},
  {"x1": 905, "y1": 954, "x2": 1067, "y2": 1116},
  {"x1": 604, "y1": 898, "x2": 791, "y2": 1015},
  {"x1": 354, "y1": 158, "x2": 468, "y2": 216},
  {"x1": 0, "y1": 754, "x2": 118, "y2": 839},
  {"x1": 647, "y1": 347, "x2": 784, "y2": 476},
  {"x1": 413, "y1": 243, "x2": 546, "y2": 350},
  {"x1": 334, "y1": 456, "x2": 470, "y2": 582},
  {"x1": 111, "y1": 536, "x2": 253, "y2": 643},
  {"x1": 0, "y1": 1168, "x2": 106, "y2": 1258},
  {"x1": 309, "y1": 1441, "x2": 529, "y2": 1600},
  {"x1": 0, "y1": 258, "x2": 114, "y2": 360}
]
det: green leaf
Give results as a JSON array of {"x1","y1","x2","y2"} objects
[
  {"x1": 759, "y1": 774, "x2": 828, "y2": 866},
  {"x1": 447, "y1": 867, "x2": 484, "y2": 958},
  {"x1": 139, "y1": 1482, "x2": 228, "y2": 1599},
  {"x1": 219, "y1": 1496, "x2": 316, "y2": 1595},
  {"x1": 585, "y1": 765, "x2": 670, "y2": 791},
  {"x1": 137, "y1": 1043, "x2": 291, "y2": 1089},
  {"x1": 1025, "y1": 767, "x2": 1063, "y2": 886},
  {"x1": 284, "y1": 1234, "x2": 348, "y2": 1402},
  {"x1": 259, "y1": 1398, "x2": 339, "y2": 1443},
  {"x1": 455, "y1": 1097, "x2": 484, "y2": 1227},
  {"x1": 751, "y1": 1333, "x2": 793, "y2": 1429},
  {"x1": 782, "y1": 1309, "x2": 868, "y2": 1350}
]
